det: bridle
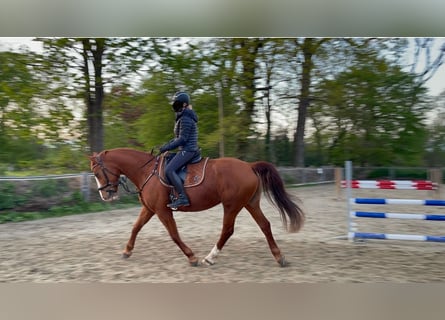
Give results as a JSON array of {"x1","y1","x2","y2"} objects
[{"x1": 92, "y1": 157, "x2": 123, "y2": 197}]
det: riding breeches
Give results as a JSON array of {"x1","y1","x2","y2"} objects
[{"x1": 165, "y1": 150, "x2": 197, "y2": 194}]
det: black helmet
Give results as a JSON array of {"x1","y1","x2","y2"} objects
[{"x1": 172, "y1": 92, "x2": 190, "y2": 112}]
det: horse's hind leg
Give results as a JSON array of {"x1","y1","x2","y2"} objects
[
  {"x1": 245, "y1": 200, "x2": 287, "y2": 267},
  {"x1": 123, "y1": 206, "x2": 155, "y2": 258}
]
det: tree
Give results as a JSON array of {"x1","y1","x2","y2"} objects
[
  {"x1": 0, "y1": 51, "x2": 39, "y2": 138},
  {"x1": 102, "y1": 84, "x2": 146, "y2": 149},
  {"x1": 316, "y1": 53, "x2": 430, "y2": 166},
  {"x1": 410, "y1": 38, "x2": 445, "y2": 86},
  {"x1": 0, "y1": 50, "x2": 47, "y2": 166},
  {"x1": 36, "y1": 37, "x2": 158, "y2": 153},
  {"x1": 81, "y1": 38, "x2": 105, "y2": 153},
  {"x1": 291, "y1": 38, "x2": 332, "y2": 167},
  {"x1": 303, "y1": 38, "x2": 411, "y2": 166},
  {"x1": 425, "y1": 90, "x2": 445, "y2": 167},
  {"x1": 235, "y1": 38, "x2": 263, "y2": 157}
]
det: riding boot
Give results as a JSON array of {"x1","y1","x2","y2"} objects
[
  {"x1": 168, "y1": 193, "x2": 190, "y2": 209},
  {"x1": 167, "y1": 172, "x2": 190, "y2": 209}
]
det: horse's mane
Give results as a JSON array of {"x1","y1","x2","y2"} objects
[
  {"x1": 103, "y1": 147, "x2": 152, "y2": 157},
  {"x1": 99, "y1": 148, "x2": 155, "y2": 168}
]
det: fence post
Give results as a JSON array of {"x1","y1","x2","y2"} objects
[
  {"x1": 335, "y1": 167, "x2": 343, "y2": 200},
  {"x1": 429, "y1": 168, "x2": 442, "y2": 199},
  {"x1": 345, "y1": 161, "x2": 353, "y2": 240},
  {"x1": 81, "y1": 172, "x2": 90, "y2": 202}
]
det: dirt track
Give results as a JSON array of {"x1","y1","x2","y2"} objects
[{"x1": 1, "y1": 184, "x2": 445, "y2": 283}]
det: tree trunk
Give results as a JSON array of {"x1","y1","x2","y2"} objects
[
  {"x1": 293, "y1": 38, "x2": 315, "y2": 167},
  {"x1": 263, "y1": 63, "x2": 274, "y2": 163},
  {"x1": 236, "y1": 38, "x2": 261, "y2": 158},
  {"x1": 83, "y1": 38, "x2": 105, "y2": 153}
]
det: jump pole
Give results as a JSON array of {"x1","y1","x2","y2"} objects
[{"x1": 344, "y1": 161, "x2": 445, "y2": 242}]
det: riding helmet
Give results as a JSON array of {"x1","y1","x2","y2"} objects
[{"x1": 172, "y1": 92, "x2": 190, "y2": 112}]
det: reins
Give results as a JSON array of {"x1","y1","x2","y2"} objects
[
  {"x1": 139, "y1": 149, "x2": 159, "y2": 169},
  {"x1": 137, "y1": 155, "x2": 161, "y2": 193},
  {"x1": 118, "y1": 176, "x2": 141, "y2": 195}
]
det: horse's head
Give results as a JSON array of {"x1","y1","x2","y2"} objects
[{"x1": 89, "y1": 151, "x2": 122, "y2": 201}]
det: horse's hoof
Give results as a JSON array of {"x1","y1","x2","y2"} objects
[
  {"x1": 189, "y1": 257, "x2": 200, "y2": 267},
  {"x1": 122, "y1": 252, "x2": 132, "y2": 259},
  {"x1": 202, "y1": 258, "x2": 215, "y2": 266},
  {"x1": 277, "y1": 256, "x2": 288, "y2": 267}
]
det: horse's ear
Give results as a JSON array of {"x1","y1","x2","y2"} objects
[{"x1": 88, "y1": 152, "x2": 98, "y2": 162}]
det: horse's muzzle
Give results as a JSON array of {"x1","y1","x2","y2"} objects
[
  {"x1": 98, "y1": 185, "x2": 120, "y2": 201},
  {"x1": 106, "y1": 190, "x2": 119, "y2": 201}
]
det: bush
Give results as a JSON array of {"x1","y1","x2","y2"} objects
[
  {"x1": 31, "y1": 179, "x2": 68, "y2": 197},
  {"x1": 0, "y1": 182, "x2": 27, "y2": 210},
  {"x1": 365, "y1": 168, "x2": 428, "y2": 180}
]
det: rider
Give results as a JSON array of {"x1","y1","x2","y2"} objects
[{"x1": 159, "y1": 92, "x2": 200, "y2": 209}]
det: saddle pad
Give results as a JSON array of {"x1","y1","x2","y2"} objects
[{"x1": 159, "y1": 156, "x2": 209, "y2": 188}]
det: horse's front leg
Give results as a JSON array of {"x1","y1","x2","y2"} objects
[
  {"x1": 157, "y1": 209, "x2": 199, "y2": 266},
  {"x1": 123, "y1": 206, "x2": 155, "y2": 258}
]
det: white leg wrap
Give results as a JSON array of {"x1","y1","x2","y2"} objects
[{"x1": 203, "y1": 245, "x2": 220, "y2": 265}]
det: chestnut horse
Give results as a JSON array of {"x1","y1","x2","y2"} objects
[{"x1": 89, "y1": 148, "x2": 304, "y2": 267}]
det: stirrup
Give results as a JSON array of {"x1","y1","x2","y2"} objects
[{"x1": 167, "y1": 195, "x2": 190, "y2": 209}]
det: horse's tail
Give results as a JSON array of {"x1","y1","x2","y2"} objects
[{"x1": 251, "y1": 161, "x2": 305, "y2": 233}]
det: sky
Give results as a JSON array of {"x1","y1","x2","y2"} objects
[{"x1": 1, "y1": 37, "x2": 444, "y2": 96}]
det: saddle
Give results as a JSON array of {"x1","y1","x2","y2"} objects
[{"x1": 159, "y1": 152, "x2": 209, "y2": 188}]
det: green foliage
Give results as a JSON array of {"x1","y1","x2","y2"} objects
[
  {"x1": 0, "y1": 179, "x2": 141, "y2": 223},
  {"x1": 0, "y1": 48, "x2": 80, "y2": 172},
  {"x1": 31, "y1": 179, "x2": 68, "y2": 197},
  {"x1": 354, "y1": 167, "x2": 428, "y2": 180},
  {"x1": 424, "y1": 92, "x2": 445, "y2": 167},
  {"x1": 0, "y1": 51, "x2": 44, "y2": 163},
  {"x1": 0, "y1": 182, "x2": 26, "y2": 210},
  {"x1": 311, "y1": 52, "x2": 430, "y2": 167},
  {"x1": 134, "y1": 74, "x2": 177, "y2": 149}
]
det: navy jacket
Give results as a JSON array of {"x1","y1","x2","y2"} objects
[{"x1": 162, "y1": 108, "x2": 199, "y2": 152}]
